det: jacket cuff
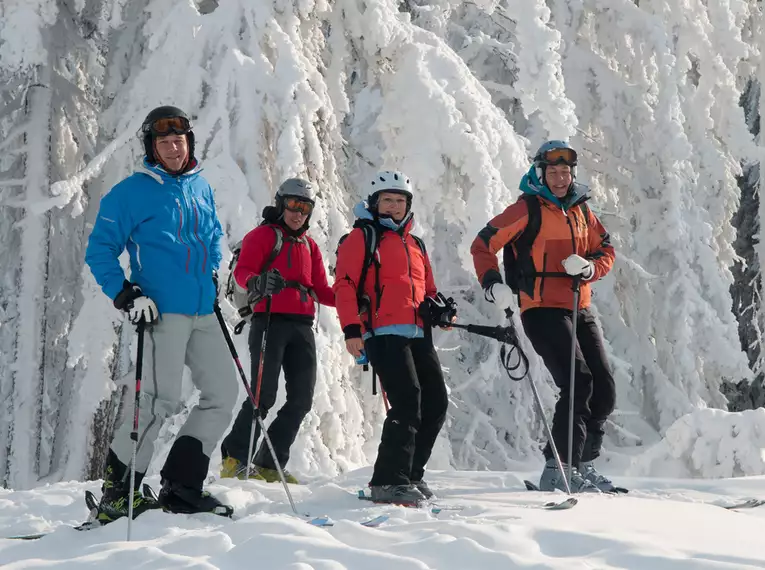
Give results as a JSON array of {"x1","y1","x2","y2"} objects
[
  {"x1": 480, "y1": 269, "x2": 503, "y2": 290},
  {"x1": 343, "y1": 324, "x2": 362, "y2": 340}
]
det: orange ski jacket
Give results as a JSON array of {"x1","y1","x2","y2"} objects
[{"x1": 471, "y1": 168, "x2": 614, "y2": 313}]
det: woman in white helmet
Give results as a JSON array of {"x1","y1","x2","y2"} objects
[{"x1": 334, "y1": 171, "x2": 455, "y2": 505}]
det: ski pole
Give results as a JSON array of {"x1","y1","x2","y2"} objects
[
  {"x1": 246, "y1": 296, "x2": 272, "y2": 480},
  {"x1": 497, "y1": 309, "x2": 571, "y2": 495},
  {"x1": 214, "y1": 303, "x2": 300, "y2": 516},
  {"x1": 127, "y1": 319, "x2": 146, "y2": 542},
  {"x1": 567, "y1": 277, "x2": 582, "y2": 489},
  {"x1": 526, "y1": 369, "x2": 572, "y2": 495}
]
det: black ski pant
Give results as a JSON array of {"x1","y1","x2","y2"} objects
[
  {"x1": 521, "y1": 307, "x2": 615, "y2": 467},
  {"x1": 365, "y1": 334, "x2": 449, "y2": 486},
  {"x1": 221, "y1": 315, "x2": 316, "y2": 470}
]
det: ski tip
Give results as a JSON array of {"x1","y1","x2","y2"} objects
[
  {"x1": 524, "y1": 480, "x2": 540, "y2": 492},
  {"x1": 360, "y1": 514, "x2": 389, "y2": 527},
  {"x1": 84, "y1": 490, "x2": 99, "y2": 511},
  {"x1": 309, "y1": 516, "x2": 334, "y2": 527},
  {"x1": 4, "y1": 533, "x2": 48, "y2": 540},
  {"x1": 544, "y1": 497, "x2": 578, "y2": 510}
]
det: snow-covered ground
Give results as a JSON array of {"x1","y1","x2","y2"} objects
[{"x1": 2, "y1": 468, "x2": 764, "y2": 569}]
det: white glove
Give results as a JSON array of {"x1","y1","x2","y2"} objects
[
  {"x1": 562, "y1": 254, "x2": 594, "y2": 280},
  {"x1": 128, "y1": 296, "x2": 158, "y2": 324},
  {"x1": 484, "y1": 283, "x2": 515, "y2": 310}
]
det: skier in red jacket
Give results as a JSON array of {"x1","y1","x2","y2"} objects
[
  {"x1": 220, "y1": 178, "x2": 334, "y2": 483},
  {"x1": 334, "y1": 170, "x2": 455, "y2": 505}
]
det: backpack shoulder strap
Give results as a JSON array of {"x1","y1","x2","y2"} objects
[
  {"x1": 262, "y1": 225, "x2": 284, "y2": 272},
  {"x1": 410, "y1": 234, "x2": 427, "y2": 256},
  {"x1": 517, "y1": 194, "x2": 542, "y2": 247},
  {"x1": 580, "y1": 201, "x2": 591, "y2": 227}
]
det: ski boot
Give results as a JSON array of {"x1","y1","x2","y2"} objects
[
  {"x1": 579, "y1": 461, "x2": 617, "y2": 493},
  {"x1": 220, "y1": 456, "x2": 266, "y2": 481},
  {"x1": 369, "y1": 484, "x2": 426, "y2": 506},
  {"x1": 96, "y1": 453, "x2": 161, "y2": 524},
  {"x1": 256, "y1": 466, "x2": 300, "y2": 485},
  {"x1": 538, "y1": 459, "x2": 601, "y2": 494},
  {"x1": 158, "y1": 479, "x2": 234, "y2": 518},
  {"x1": 411, "y1": 480, "x2": 435, "y2": 500}
]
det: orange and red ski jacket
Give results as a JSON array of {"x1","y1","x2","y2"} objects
[
  {"x1": 333, "y1": 215, "x2": 437, "y2": 337},
  {"x1": 471, "y1": 181, "x2": 614, "y2": 313}
]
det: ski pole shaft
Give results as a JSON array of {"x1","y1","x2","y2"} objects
[
  {"x1": 256, "y1": 415, "x2": 299, "y2": 514},
  {"x1": 214, "y1": 303, "x2": 300, "y2": 515},
  {"x1": 127, "y1": 319, "x2": 145, "y2": 542},
  {"x1": 527, "y1": 372, "x2": 572, "y2": 495},
  {"x1": 567, "y1": 278, "x2": 581, "y2": 489},
  {"x1": 253, "y1": 297, "x2": 272, "y2": 412}
]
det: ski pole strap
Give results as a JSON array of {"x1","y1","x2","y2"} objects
[{"x1": 500, "y1": 341, "x2": 529, "y2": 381}]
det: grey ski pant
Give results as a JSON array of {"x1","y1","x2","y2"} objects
[{"x1": 110, "y1": 314, "x2": 238, "y2": 476}]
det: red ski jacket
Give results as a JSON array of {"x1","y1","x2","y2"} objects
[
  {"x1": 333, "y1": 216, "x2": 437, "y2": 335},
  {"x1": 234, "y1": 224, "x2": 335, "y2": 316}
]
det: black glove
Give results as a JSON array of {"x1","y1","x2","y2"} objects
[
  {"x1": 420, "y1": 292, "x2": 457, "y2": 328},
  {"x1": 113, "y1": 280, "x2": 144, "y2": 311},
  {"x1": 247, "y1": 269, "x2": 286, "y2": 304},
  {"x1": 113, "y1": 280, "x2": 159, "y2": 324}
]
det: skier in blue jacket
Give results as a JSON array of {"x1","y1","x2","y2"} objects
[{"x1": 85, "y1": 106, "x2": 237, "y2": 521}]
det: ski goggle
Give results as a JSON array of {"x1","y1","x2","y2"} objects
[
  {"x1": 541, "y1": 147, "x2": 577, "y2": 166},
  {"x1": 283, "y1": 197, "x2": 313, "y2": 215},
  {"x1": 144, "y1": 116, "x2": 191, "y2": 136}
]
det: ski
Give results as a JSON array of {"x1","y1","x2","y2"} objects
[
  {"x1": 356, "y1": 490, "x2": 463, "y2": 514},
  {"x1": 360, "y1": 514, "x2": 390, "y2": 527},
  {"x1": 721, "y1": 498, "x2": 765, "y2": 510},
  {"x1": 308, "y1": 516, "x2": 334, "y2": 527},
  {"x1": 4, "y1": 511, "x2": 102, "y2": 540},
  {"x1": 521, "y1": 480, "x2": 579, "y2": 509},
  {"x1": 524, "y1": 478, "x2": 626, "y2": 496}
]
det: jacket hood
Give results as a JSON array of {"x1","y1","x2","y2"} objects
[
  {"x1": 353, "y1": 200, "x2": 414, "y2": 234},
  {"x1": 519, "y1": 165, "x2": 590, "y2": 211}
]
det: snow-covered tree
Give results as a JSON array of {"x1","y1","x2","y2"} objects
[{"x1": 1, "y1": 0, "x2": 763, "y2": 488}]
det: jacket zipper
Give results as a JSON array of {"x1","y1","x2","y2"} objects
[
  {"x1": 175, "y1": 198, "x2": 191, "y2": 273},
  {"x1": 192, "y1": 199, "x2": 208, "y2": 273},
  {"x1": 402, "y1": 234, "x2": 418, "y2": 325}
]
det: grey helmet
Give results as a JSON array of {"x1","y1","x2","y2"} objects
[{"x1": 276, "y1": 178, "x2": 315, "y2": 205}]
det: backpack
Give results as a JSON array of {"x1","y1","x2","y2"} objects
[
  {"x1": 502, "y1": 194, "x2": 590, "y2": 299},
  {"x1": 333, "y1": 220, "x2": 427, "y2": 328},
  {"x1": 225, "y1": 225, "x2": 285, "y2": 334}
]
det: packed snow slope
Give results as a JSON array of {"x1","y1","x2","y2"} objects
[{"x1": 1, "y1": 469, "x2": 765, "y2": 569}]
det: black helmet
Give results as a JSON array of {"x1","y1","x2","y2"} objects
[{"x1": 141, "y1": 106, "x2": 195, "y2": 165}]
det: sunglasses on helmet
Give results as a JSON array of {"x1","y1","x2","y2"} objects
[
  {"x1": 283, "y1": 197, "x2": 314, "y2": 215},
  {"x1": 542, "y1": 147, "x2": 577, "y2": 166},
  {"x1": 144, "y1": 116, "x2": 191, "y2": 136}
]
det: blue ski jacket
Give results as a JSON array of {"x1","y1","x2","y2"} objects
[{"x1": 85, "y1": 160, "x2": 224, "y2": 316}]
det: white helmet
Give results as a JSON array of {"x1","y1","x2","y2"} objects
[{"x1": 367, "y1": 170, "x2": 413, "y2": 208}]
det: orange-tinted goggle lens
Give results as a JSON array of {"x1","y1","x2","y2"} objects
[
  {"x1": 149, "y1": 116, "x2": 191, "y2": 136},
  {"x1": 543, "y1": 147, "x2": 577, "y2": 165},
  {"x1": 283, "y1": 197, "x2": 313, "y2": 215}
]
